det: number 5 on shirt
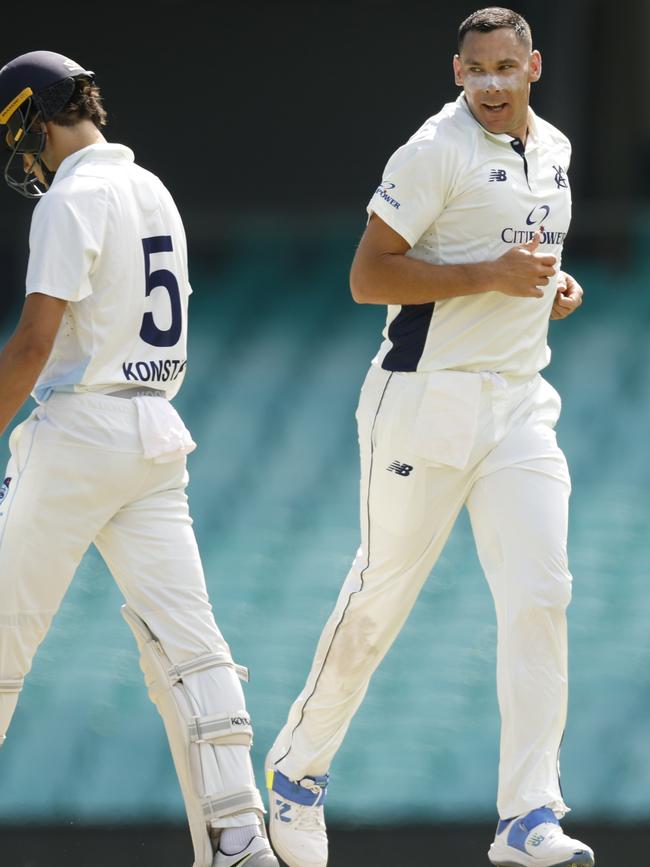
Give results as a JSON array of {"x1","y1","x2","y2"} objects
[{"x1": 140, "y1": 235, "x2": 182, "y2": 348}]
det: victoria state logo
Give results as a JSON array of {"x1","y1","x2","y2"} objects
[
  {"x1": 553, "y1": 165, "x2": 569, "y2": 189},
  {"x1": 375, "y1": 181, "x2": 401, "y2": 210},
  {"x1": 0, "y1": 477, "x2": 12, "y2": 504}
]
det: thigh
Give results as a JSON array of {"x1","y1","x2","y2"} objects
[
  {"x1": 0, "y1": 410, "x2": 130, "y2": 613},
  {"x1": 468, "y1": 421, "x2": 572, "y2": 608},
  {"x1": 352, "y1": 368, "x2": 475, "y2": 622},
  {"x1": 359, "y1": 368, "x2": 474, "y2": 535},
  {"x1": 0, "y1": 409, "x2": 143, "y2": 678},
  {"x1": 95, "y1": 460, "x2": 227, "y2": 662}
]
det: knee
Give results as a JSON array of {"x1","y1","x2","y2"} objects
[
  {"x1": 533, "y1": 570, "x2": 573, "y2": 611},
  {"x1": 508, "y1": 553, "x2": 573, "y2": 614}
]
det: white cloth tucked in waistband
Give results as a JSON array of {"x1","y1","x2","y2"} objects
[
  {"x1": 408, "y1": 370, "x2": 483, "y2": 470},
  {"x1": 133, "y1": 396, "x2": 197, "y2": 463}
]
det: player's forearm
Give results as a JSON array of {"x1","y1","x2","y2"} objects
[
  {"x1": 0, "y1": 335, "x2": 49, "y2": 436},
  {"x1": 350, "y1": 251, "x2": 499, "y2": 305}
]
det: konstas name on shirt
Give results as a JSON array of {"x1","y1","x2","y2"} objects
[{"x1": 122, "y1": 359, "x2": 187, "y2": 383}]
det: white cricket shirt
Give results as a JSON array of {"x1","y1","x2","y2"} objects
[
  {"x1": 366, "y1": 93, "x2": 572, "y2": 376},
  {"x1": 26, "y1": 143, "x2": 191, "y2": 402}
]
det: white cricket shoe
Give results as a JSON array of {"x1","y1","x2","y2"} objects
[
  {"x1": 488, "y1": 807, "x2": 595, "y2": 867},
  {"x1": 212, "y1": 830, "x2": 280, "y2": 867},
  {"x1": 265, "y1": 760, "x2": 329, "y2": 867}
]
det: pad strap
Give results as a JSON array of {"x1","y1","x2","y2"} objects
[
  {"x1": 169, "y1": 654, "x2": 249, "y2": 684},
  {"x1": 0, "y1": 680, "x2": 23, "y2": 749},
  {"x1": 202, "y1": 785, "x2": 265, "y2": 821},
  {"x1": 189, "y1": 712, "x2": 253, "y2": 747},
  {"x1": 0, "y1": 678, "x2": 24, "y2": 693}
]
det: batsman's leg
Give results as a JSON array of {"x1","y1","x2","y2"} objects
[
  {"x1": 0, "y1": 409, "x2": 123, "y2": 746},
  {"x1": 95, "y1": 461, "x2": 276, "y2": 867}
]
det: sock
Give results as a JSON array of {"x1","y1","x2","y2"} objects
[{"x1": 219, "y1": 820, "x2": 260, "y2": 855}]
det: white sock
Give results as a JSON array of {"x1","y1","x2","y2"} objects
[{"x1": 219, "y1": 820, "x2": 259, "y2": 855}]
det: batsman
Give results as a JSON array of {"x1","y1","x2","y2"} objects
[{"x1": 0, "y1": 50, "x2": 278, "y2": 867}]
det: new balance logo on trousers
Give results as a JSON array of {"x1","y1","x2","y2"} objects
[{"x1": 387, "y1": 460, "x2": 413, "y2": 476}]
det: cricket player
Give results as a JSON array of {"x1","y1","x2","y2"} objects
[
  {"x1": 266, "y1": 8, "x2": 594, "y2": 867},
  {"x1": 0, "y1": 51, "x2": 278, "y2": 867}
]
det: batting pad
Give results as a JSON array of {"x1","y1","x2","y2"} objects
[
  {"x1": 0, "y1": 678, "x2": 24, "y2": 746},
  {"x1": 121, "y1": 605, "x2": 264, "y2": 867}
]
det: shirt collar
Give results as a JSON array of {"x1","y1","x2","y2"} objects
[
  {"x1": 50, "y1": 142, "x2": 135, "y2": 187},
  {"x1": 458, "y1": 92, "x2": 538, "y2": 151}
]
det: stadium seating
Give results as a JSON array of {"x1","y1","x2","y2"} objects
[{"x1": 1, "y1": 233, "x2": 649, "y2": 822}]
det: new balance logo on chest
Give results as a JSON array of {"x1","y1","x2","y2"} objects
[{"x1": 489, "y1": 169, "x2": 507, "y2": 182}]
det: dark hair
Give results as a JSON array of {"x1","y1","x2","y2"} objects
[
  {"x1": 44, "y1": 76, "x2": 107, "y2": 128},
  {"x1": 458, "y1": 7, "x2": 532, "y2": 52}
]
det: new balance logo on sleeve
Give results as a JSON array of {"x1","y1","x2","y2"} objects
[
  {"x1": 489, "y1": 169, "x2": 507, "y2": 182},
  {"x1": 387, "y1": 461, "x2": 413, "y2": 476}
]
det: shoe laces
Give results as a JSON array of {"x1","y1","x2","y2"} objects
[
  {"x1": 299, "y1": 778, "x2": 326, "y2": 807},
  {"x1": 289, "y1": 800, "x2": 326, "y2": 833}
]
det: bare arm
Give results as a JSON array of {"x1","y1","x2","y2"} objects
[
  {"x1": 350, "y1": 214, "x2": 558, "y2": 305},
  {"x1": 0, "y1": 293, "x2": 67, "y2": 436}
]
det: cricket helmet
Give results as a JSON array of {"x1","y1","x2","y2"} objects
[{"x1": 0, "y1": 50, "x2": 94, "y2": 197}]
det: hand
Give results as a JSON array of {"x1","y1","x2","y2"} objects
[
  {"x1": 488, "y1": 231, "x2": 557, "y2": 298},
  {"x1": 550, "y1": 271, "x2": 583, "y2": 320}
]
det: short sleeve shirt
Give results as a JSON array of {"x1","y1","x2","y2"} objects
[
  {"x1": 26, "y1": 143, "x2": 191, "y2": 402},
  {"x1": 366, "y1": 94, "x2": 572, "y2": 376}
]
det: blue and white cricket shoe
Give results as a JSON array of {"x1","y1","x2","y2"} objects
[
  {"x1": 266, "y1": 760, "x2": 329, "y2": 867},
  {"x1": 488, "y1": 807, "x2": 594, "y2": 867}
]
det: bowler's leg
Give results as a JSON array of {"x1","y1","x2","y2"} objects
[
  {"x1": 470, "y1": 429, "x2": 593, "y2": 865},
  {"x1": 266, "y1": 369, "x2": 473, "y2": 867},
  {"x1": 271, "y1": 369, "x2": 471, "y2": 781},
  {"x1": 467, "y1": 447, "x2": 572, "y2": 820}
]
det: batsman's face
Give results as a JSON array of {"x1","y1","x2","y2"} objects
[
  {"x1": 18, "y1": 121, "x2": 52, "y2": 187},
  {"x1": 22, "y1": 152, "x2": 46, "y2": 184},
  {"x1": 453, "y1": 28, "x2": 541, "y2": 141}
]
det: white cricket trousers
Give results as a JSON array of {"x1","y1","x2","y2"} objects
[
  {"x1": 0, "y1": 392, "x2": 257, "y2": 828},
  {"x1": 273, "y1": 365, "x2": 573, "y2": 820}
]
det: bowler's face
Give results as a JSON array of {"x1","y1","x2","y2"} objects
[{"x1": 453, "y1": 28, "x2": 541, "y2": 141}]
